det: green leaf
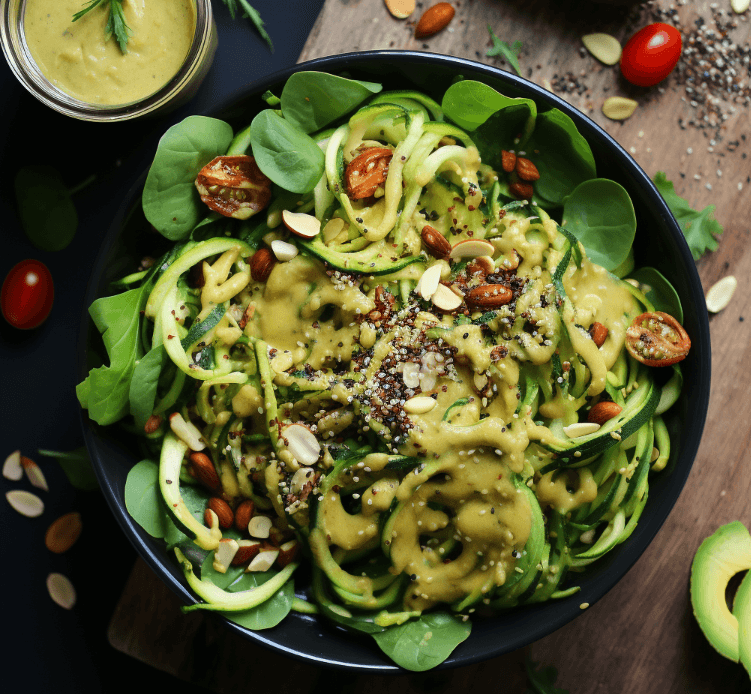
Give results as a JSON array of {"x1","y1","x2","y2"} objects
[
  {"x1": 200, "y1": 545, "x2": 246, "y2": 590},
  {"x1": 142, "y1": 116, "x2": 234, "y2": 240},
  {"x1": 281, "y1": 71, "x2": 382, "y2": 134},
  {"x1": 486, "y1": 25, "x2": 523, "y2": 76},
  {"x1": 525, "y1": 655, "x2": 570, "y2": 694},
  {"x1": 652, "y1": 171, "x2": 723, "y2": 260},
  {"x1": 562, "y1": 178, "x2": 636, "y2": 271},
  {"x1": 249, "y1": 110, "x2": 325, "y2": 194},
  {"x1": 106, "y1": 0, "x2": 131, "y2": 54},
  {"x1": 221, "y1": 0, "x2": 273, "y2": 51},
  {"x1": 129, "y1": 345, "x2": 166, "y2": 430},
  {"x1": 372, "y1": 612, "x2": 471, "y2": 671},
  {"x1": 627, "y1": 266, "x2": 683, "y2": 323},
  {"x1": 124, "y1": 460, "x2": 171, "y2": 538},
  {"x1": 225, "y1": 571, "x2": 295, "y2": 629},
  {"x1": 441, "y1": 80, "x2": 536, "y2": 137},
  {"x1": 14, "y1": 166, "x2": 78, "y2": 251},
  {"x1": 37, "y1": 448, "x2": 99, "y2": 491}
]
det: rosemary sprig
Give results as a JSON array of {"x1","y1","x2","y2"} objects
[{"x1": 72, "y1": 0, "x2": 131, "y2": 54}]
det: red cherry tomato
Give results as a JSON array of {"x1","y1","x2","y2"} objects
[
  {"x1": 620, "y1": 23, "x2": 682, "y2": 87},
  {"x1": 1, "y1": 259, "x2": 54, "y2": 329}
]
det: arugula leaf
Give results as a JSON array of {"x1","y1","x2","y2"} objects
[
  {"x1": 221, "y1": 0, "x2": 273, "y2": 51},
  {"x1": 38, "y1": 448, "x2": 99, "y2": 491},
  {"x1": 652, "y1": 172, "x2": 723, "y2": 260},
  {"x1": 525, "y1": 655, "x2": 570, "y2": 694},
  {"x1": 129, "y1": 345, "x2": 167, "y2": 431},
  {"x1": 73, "y1": 0, "x2": 131, "y2": 54},
  {"x1": 486, "y1": 25, "x2": 523, "y2": 77}
]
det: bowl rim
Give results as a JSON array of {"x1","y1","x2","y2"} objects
[{"x1": 79, "y1": 49, "x2": 711, "y2": 672}]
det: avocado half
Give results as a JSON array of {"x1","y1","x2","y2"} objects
[{"x1": 690, "y1": 521, "x2": 751, "y2": 663}]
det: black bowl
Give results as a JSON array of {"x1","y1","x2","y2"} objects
[{"x1": 79, "y1": 51, "x2": 711, "y2": 671}]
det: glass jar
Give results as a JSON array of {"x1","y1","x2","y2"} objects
[{"x1": 0, "y1": 0, "x2": 217, "y2": 121}]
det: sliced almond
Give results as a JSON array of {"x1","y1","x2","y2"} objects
[
  {"x1": 3, "y1": 450, "x2": 22, "y2": 481},
  {"x1": 431, "y1": 283, "x2": 463, "y2": 311},
  {"x1": 404, "y1": 396, "x2": 437, "y2": 414},
  {"x1": 247, "y1": 549, "x2": 279, "y2": 572},
  {"x1": 213, "y1": 538, "x2": 240, "y2": 574},
  {"x1": 271, "y1": 239, "x2": 299, "y2": 262},
  {"x1": 248, "y1": 515, "x2": 273, "y2": 539},
  {"x1": 417, "y1": 264, "x2": 443, "y2": 300},
  {"x1": 21, "y1": 456, "x2": 48, "y2": 492},
  {"x1": 705, "y1": 275, "x2": 737, "y2": 313},
  {"x1": 731, "y1": 0, "x2": 750, "y2": 13},
  {"x1": 6, "y1": 489, "x2": 44, "y2": 517},
  {"x1": 282, "y1": 210, "x2": 321, "y2": 238},
  {"x1": 602, "y1": 97, "x2": 638, "y2": 121},
  {"x1": 581, "y1": 33, "x2": 622, "y2": 66},
  {"x1": 282, "y1": 423, "x2": 321, "y2": 465},
  {"x1": 402, "y1": 362, "x2": 421, "y2": 389},
  {"x1": 45, "y1": 512, "x2": 83, "y2": 553},
  {"x1": 449, "y1": 239, "x2": 495, "y2": 260},
  {"x1": 385, "y1": 0, "x2": 415, "y2": 19},
  {"x1": 47, "y1": 573, "x2": 76, "y2": 609},
  {"x1": 563, "y1": 422, "x2": 601, "y2": 439},
  {"x1": 169, "y1": 412, "x2": 206, "y2": 451},
  {"x1": 323, "y1": 217, "x2": 346, "y2": 244},
  {"x1": 473, "y1": 372, "x2": 489, "y2": 391},
  {"x1": 276, "y1": 539, "x2": 300, "y2": 568},
  {"x1": 290, "y1": 466, "x2": 316, "y2": 495}
]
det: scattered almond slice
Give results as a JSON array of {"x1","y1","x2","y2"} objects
[
  {"x1": 282, "y1": 423, "x2": 321, "y2": 465},
  {"x1": 431, "y1": 283, "x2": 463, "y2": 311},
  {"x1": 404, "y1": 396, "x2": 438, "y2": 414},
  {"x1": 45, "y1": 512, "x2": 83, "y2": 553},
  {"x1": 21, "y1": 455, "x2": 48, "y2": 492},
  {"x1": 731, "y1": 0, "x2": 750, "y2": 14},
  {"x1": 3, "y1": 450, "x2": 22, "y2": 481},
  {"x1": 417, "y1": 264, "x2": 443, "y2": 300},
  {"x1": 582, "y1": 33, "x2": 622, "y2": 65},
  {"x1": 705, "y1": 275, "x2": 737, "y2": 313},
  {"x1": 248, "y1": 549, "x2": 279, "y2": 572},
  {"x1": 47, "y1": 573, "x2": 76, "y2": 609},
  {"x1": 402, "y1": 362, "x2": 421, "y2": 388},
  {"x1": 449, "y1": 239, "x2": 495, "y2": 260},
  {"x1": 213, "y1": 538, "x2": 240, "y2": 574},
  {"x1": 290, "y1": 467, "x2": 316, "y2": 495},
  {"x1": 602, "y1": 97, "x2": 638, "y2": 121},
  {"x1": 282, "y1": 210, "x2": 321, "y2": 238},
  {"x1": 271, "y1": 239, "x2": 299, "y2": 262},
  {"x1": 6, "y1": 489, "x2": 44, "y2": 517},
  {"x1": 248, "y1": 515, "x2": 273, "y2": 538},
  {"x1": 323, "y1": 217, "x2": 346, "y2": 244},
  {"x1": 563, "y1": 422, "x2": 601, "y2": 439},
  {"x1": 385, "y1": 0, "x2": 415, "y2": 19}
]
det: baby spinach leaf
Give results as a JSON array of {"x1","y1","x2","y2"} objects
[
  {"x1": 38, "y1": 448, "x2": 99, "y2": 491},
  {"x1": 250, "y1": 110, "x2": 325, "y2": 194},
  {"x1": 200, "y1": 547, "x2": 245, "y2": 590},
  {"x1": 142, "y1": 116, "x2": 234, "y2": 241},
  {"x1": 281, "y1": 71, "x2": 382, "y2": 134},
  {"x1": 372, "y1": 612, "x2": 471, "y2": 671},
  {"x1": 129, "y1": 344, "x2": 166, "y2": 431},
  {"x1": 627, "y1": 267, "x2": 683, "y2": 322},
  {"x1": 473, "y1": 103, "x2": 539, "y2": 170},
  {"x1": 652, "y1": 171, "x2": 723, "y2": 260},
  {"x1": 14, "y1": 165, "x2": 78, "y2": 251},
  {"x1": 124, "y1": 460, "x2": 171, "y2": 538},
  {"x1": 525, "y1": 109, "x2": 596, "y2": 207},
  {"x1": 441, "y1": 80, "x2": 536, "y2": 139},
  {"x1": 562, "y1": 178, "x2": 636, "y2": 271},
  {"x1": 486, "y1": 25, "x2": 523, "y2": 77},
  {"x1": 225, "y1": 571, "x2": 294, "y2": 629}
]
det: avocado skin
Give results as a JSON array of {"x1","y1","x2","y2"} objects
[{"x1": 690, "y1": 521, "x2": 751, "y2": 663}]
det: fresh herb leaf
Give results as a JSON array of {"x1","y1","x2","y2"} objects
[
  {"x1": 486, "y1": 25, "x2": 523, "y2": 77},
  {"x1": 652, "y1": 171, "x2": 723, "y2": 260},
  {"x1": 525, "y1": 655, "x2": 570, "y2": 694},
  {"x1": 73, "y1": 0, "x2": 131, "y2": 54},
  {"x1": 38, "y1": 448, "x2": 99, "y2": 491},
  {"x1": 221, "y1": 0, "x2": 273, "y2": 51}
]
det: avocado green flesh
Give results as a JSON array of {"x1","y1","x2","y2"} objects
[
  {"x1": 733, "y1": 568, "x2": 751, "y2": 677},
  {"x1": 690, "y1": 521, "x2": 751, "y2": 662}
]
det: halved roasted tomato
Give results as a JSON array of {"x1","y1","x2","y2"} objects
[
  {"x1": 625, "y1": 311, "x2": 690, "y2": 367},
  {"x1": 344, "y1": 147, "x2": 393, "y2": 200},
  {"x1": 195, "y1": 155, "x2": 271, "y2": 220}
]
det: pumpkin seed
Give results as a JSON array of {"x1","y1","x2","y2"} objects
[
  {"x1": 582, "y1": 33, "x2": 622, "y2": 65},
  {"x1": 47, "y1": 573, "x2": 76, "y2": 609},
  {"x1": 705, "y1": 275, "x2": 737, "y2": 313},
  {"x1": 602, "y1": 97, "x2": 638, "y2": 121}
]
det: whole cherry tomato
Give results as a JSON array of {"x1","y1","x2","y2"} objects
[
  {"x1": 620, "y1": 23, "x2": 682, "y2": 87},
  {"x1": 1, "y1": 259, "x2": 54, "y2": 329}
]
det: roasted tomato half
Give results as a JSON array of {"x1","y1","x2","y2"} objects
[
  {"x1": 345, "y1": 147, "x2": 393, "y2": 200},
  {"x1": 195, "y1": 155, "x2": 272, "y2": 220},
  {"x1": 625, "y1": 311, "x2": 690, "y2": 367}
]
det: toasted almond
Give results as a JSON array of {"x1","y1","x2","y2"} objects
[
  {"x1": 431, "y1": 283, "x2": 463, "y2": 311},
  {"x1": 206, "y1": 497, "x2": 234, "y2": 529},
  {"x1": 232, "y1": 539, "x2": 262, "y2": 565},
  {"x1": 290, "y1": 466, "x2": 317, "y2": 495},
  {"x1": 563, "y1": 422, "x2": 601, "y2": 439},
  {"x1": 248, "y1": 515, "x2": 273, "y2": 539},
  {"x1": 501, "y1": 150, "x2": 517, "y2": 173},
  {"x1": 276, "y1": 539, "x2": 300, "y2": 568},
  {"x1": 3, "y1": 450, "x2": 22, "y2": 481},
  {"x1": 385, "y1": 0, "x2": 415, "y2": 18},
  {"x1": 47, "y1": 573, "x2": 76, "y2": 609},
  {"x1": 250, "y1": 247, "x2": 276, "y2": 282},
  {"x1": 581, "y1": 33, "x2": 622, "y2": 65},
  {"x1": 589, "y1": 321, "x2": 609, "y2": 348},
  {"x1": 234, "y1": 499, "x2": 255, "y2": 532},
  {"x1": 404, "y1": 396, "x2": 438, "y2": 414},
  {"x1": 144, "y1": 414, "x2": 163, "y2": 434},
  {"x1": 169, "y1": 412, "x2": 206, "y2": 451},
  {"x1": 466, "y1": 256, "x2": 495, "y2": 277},
  {"x1": 705, "y1": 275, "x2": 737, "y2": 313},
  {"x1": 282, "y1": 210, "x2": 321, "y2": 238},
  {"x1": 421, "y1": 224, "x2": 452, "y2": 259},
  {"x1": 213, "y1": 538, "x2": 240, "y2": 574},
  {"x1": 731, "y1": 0, "x2": 750, "y2": 13},
  {"x1": 282, "y1": 424, "x2": 320, "y2": 466},
  {"x1": 602, "y1": 96, "x2": 638, "y2": 121},
  {"x1": 6, "y1": 489, "x2": 44, "y2": 517},
  {"x1": 417, "y1": 264, "x2": 443, "y2": 300},
  {"x1": 21, "y1": 455, "x2": 48, "y2": 492},
  {"x1": 247, "y1": 549, "x2": 279, "y2": 572},
  {"x1": 515, "y1": 157, "x2": 540, "y2": 182},
  {"x1": 271, "y1": 239, "x2": 299, "y2": 262},
  {"x1": 414, "y1": 2, "x2": 455, "y2": 38},
  {"x1": 188, "y1": 451, "x2": 221, "y2": 492},
  {"x1": 45, "y1": 512, "x2": 83, "y2": 553},
  {"x1": 465, "y1": 284, "x2": 513, "y2": 309},
  {"x1": 587, "y1": 401, "x2": 623, "y2": 425},
  {"x1": 510, "y1": 182, "x2": 534, "y2": 200}
]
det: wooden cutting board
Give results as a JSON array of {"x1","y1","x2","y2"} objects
[{"x1": 108, "y1": 1, "x2": 751, "y2": 691}]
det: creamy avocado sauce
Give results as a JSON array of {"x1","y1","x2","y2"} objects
[{"x1": 23, "y1": 0, "x2": 195, "y2": 105}]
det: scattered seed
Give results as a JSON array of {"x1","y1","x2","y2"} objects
[
  {"x1": 602, "y1": 97, "x2": 638, "y2": 121},
  {"x1": 581, "y1": 33, "x2": 622, "y2": 65},
  {"x1": 705, "y1": 275, "x2": 738, "y2": 313},
  {"x1": 47, "y1": 573, "x2": 76, "y2": 609},
  {"x1": 45, "y1": 512, "x2": 83, "y2": 554},
  {"x1": 6, "y1": 489, "x2": 44, "y2": 517},
  {"x1": 21, "y1": 455, "x2": 48, "y2": 492},
  {"x1": 3, "y1": 450, "x2": 22, "y2": 481}
]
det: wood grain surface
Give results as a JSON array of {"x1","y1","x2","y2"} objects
[{"x1": 108, "y1": 0, "x2": 751, "y2": 691}]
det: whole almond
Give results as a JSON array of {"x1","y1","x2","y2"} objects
[
  {"x1": 589, "y1": 321, "x2": 609, "y2": 347},
  {"x1": 588, "y1": 401, "x2": 623, "y2": 425},
  {"x1": 421, "y1": 224, "x2": 452, "y2": 259},
  {"x1": 45, "y1": 512, "x2": 83, "y2": 554},
  {"x1": 414, "y1": 2, "x2": 455, "y2": 39},
  {"x1": 144, "y1": 414, "x2": 162, "y2": 434},
  {"x1": 250, "y1": 247, "x2": 276, "y2": 282},
  {"x1": 510, "y1": 182, "x2": 534, "y2": 200},
  {"x1": 515, "y1": 157, "x2": 540, "y2": 182},
  {"x1": 234, "y1": 499, "x2": 255, "y2": 532},
  {"x1": 501, "y1": 150, "x2": 517, "y2": 173},
  {"x1": 465, "y1": 284, "x2": 513, "y2": 309},
  {"x1": 206, "y1": 497, "x2": 234, "y2": 529},
  {"x1": 188, "y1": 451, "x2": 221, "y2": 492}
]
